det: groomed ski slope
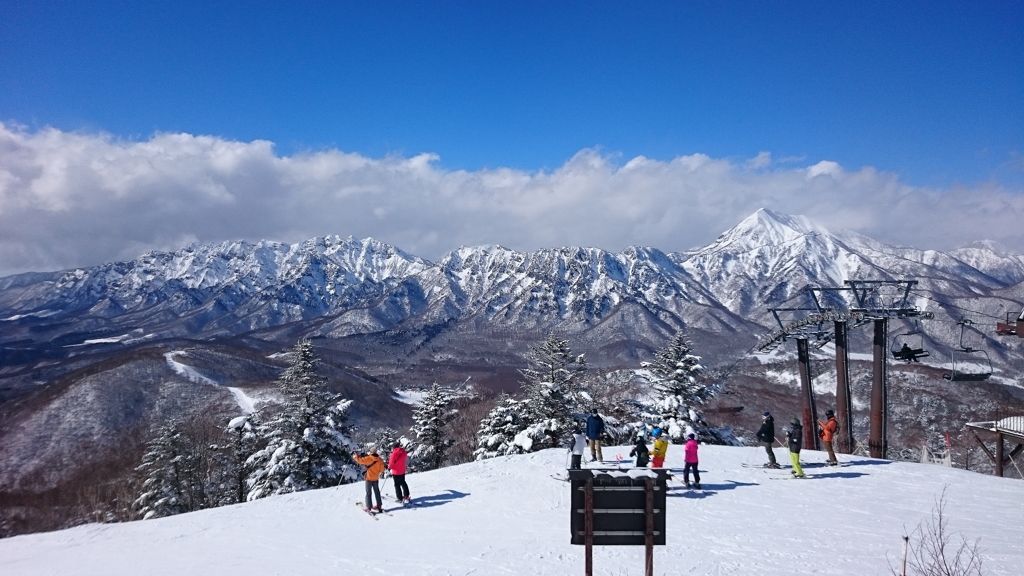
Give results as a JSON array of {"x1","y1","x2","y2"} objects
[{"x1": 2, "y1": 445, "x2": 1023, "y2": 576}]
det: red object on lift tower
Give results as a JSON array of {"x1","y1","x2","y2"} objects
[{"x1": 995, "y1": 308, "x2": 1024, "y2": 337}]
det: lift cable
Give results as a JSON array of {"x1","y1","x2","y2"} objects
[{"x1": 907, "y1": 290, "x2": 1008, "y2": 322}]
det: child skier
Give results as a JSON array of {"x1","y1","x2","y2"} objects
[
  {"x1": 570, "y1": 427, "x2": 587, "y2": 469},
  {"x1": 629, "y1": 433, "x2": 650, "y2": 467},
  {"x1": 785, "y1": 418, "x2": 805, "y2": 478},
  {"x1": 388, "y1": 441, "x2": 411, "y2": 504},
  {"x1": 683, "y1": 433, "x2": 701, "y2": 489},
  {"x1": 650, "y1": 428, "x2": 668, "y2": 468},
  {"x1": 353, "y1": 448, "x2": 386, "y2": 512}
]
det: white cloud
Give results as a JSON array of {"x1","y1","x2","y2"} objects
[{"x1": 1, "y1": 122, "x2": 1023, "y2": 276}]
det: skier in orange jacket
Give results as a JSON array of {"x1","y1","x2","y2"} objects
[
  {"x1": 354, "y1": 449, "x2": 386, "y2": 512},
  {"x1": 817, "y1": 410, "x2": 839, "y2": 466}
]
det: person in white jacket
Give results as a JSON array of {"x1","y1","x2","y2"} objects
[{"x1": 570, "y1": 427, "x2": 587, "y2": 469}]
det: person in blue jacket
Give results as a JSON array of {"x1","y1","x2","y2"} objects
[{"x1": 585, "y1": 408, "x2": 605, "y2": 462}]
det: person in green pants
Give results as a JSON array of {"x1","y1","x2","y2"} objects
[{"x1": 785, "y1": 417, "x2": 805, "y2": 478}]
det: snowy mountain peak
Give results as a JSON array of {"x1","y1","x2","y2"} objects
[{"x1": 710, "y1": 208, "x2": 830, "y2": 252}]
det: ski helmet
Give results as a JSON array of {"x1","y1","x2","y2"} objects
[
  {"x1": 791, "y1": 417, "x2": 800, "y2": 425},
  {"x1": 652, "y1": 428, "x2": 662, "y2": 437},
  {"x1": 762, "y1": 411, "x2": 771, "y2": 419},
  {"x1": 687, "y1": 433, "x2": 695, "y2": 440},
  {"x1": 825, "y1": 409, "x2": 835, "y2": 418}
]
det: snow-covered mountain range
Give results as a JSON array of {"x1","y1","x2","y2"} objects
[
  {"x1": 4, "y1": 208, "x2": 1024, "y2": 537},
  {"x1": 3, "y1": 208, "x2": 1024, "y2": 366}
]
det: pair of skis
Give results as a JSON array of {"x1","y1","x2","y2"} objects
[
  {"x1": 385, "y1": 495, "x2": 418, "y2": 508},
  {"x1": 356, "y1": 502, "x2": 391, "y2": 519}
]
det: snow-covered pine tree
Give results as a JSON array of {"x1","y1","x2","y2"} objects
[
  {"x1": 515, "y1": 333, "x2": 588, "y2": 452},
  {"x1": 245, "y1": 340, "x2": 359, "y2": 500},
  {"x1": 134, "y1": 421, "x2": 196, "y2": 520},
  {"x1": 226, "y1": 414, "x2": 260, "y2": 504},
  {"x1": 642, "y1": 332, "x2": 725, "y2": 444},
  {"x1": 368, "y1": 427, "x2": 398, "y2": 454},
  {"x1": 474, "y1": 393, "x2": 530, "y2": 460},
  {"x1": 409, "y1": 383, "x2": 455, "y2": 471}
]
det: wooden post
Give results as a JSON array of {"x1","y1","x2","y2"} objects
[
  {"x1": 996, "y1": 433, "x2": 1004, "y2": 478},
  {"x1": 584, "y1": 478, "x2": 593, "y2": 576},
  {"x1": 834, "y1": 321, "x2": 854, "y2": 454},
  {"x1": 645, "y1": 478, "x2": 654, "y2": 576},
  {"x1": 797, "y1": 339, "x2": 818, "y2": 450},
  {"x1": 870, "y1": 319, "x2": 888, "y2": 458}
]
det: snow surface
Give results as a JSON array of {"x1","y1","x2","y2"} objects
[
  {"x1": 164, "y1": 351, "x2": 255, "y2": 413},
  {"x1": 2, "y1": 445, "x2": 1023, "y2": 575},
  {"x1": 393, "y1": 389, "x2": 429, "y2": 406}
]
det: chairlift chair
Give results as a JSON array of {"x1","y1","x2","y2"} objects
[
  {"x1": 943, "y1": 319, "x2": 993, "y2": 382},
  {"x1": 891, "y1": 324, "x2": 929, "y2": 362}
]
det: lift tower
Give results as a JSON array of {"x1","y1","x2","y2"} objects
[{"x1": 757, "y1": 280, "x2": 932, "y2": 459}]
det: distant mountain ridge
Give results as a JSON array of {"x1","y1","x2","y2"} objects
[{"x1": 3, "y1": 208, "x2": 1024, "y2": 368}]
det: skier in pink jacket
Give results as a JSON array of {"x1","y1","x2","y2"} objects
[
  {"x1": 683, "y1": 433, "x2": 701, "y2": 490},
  {"x1": 388, "y1": 441, "x2": 411, "y2": 505}
]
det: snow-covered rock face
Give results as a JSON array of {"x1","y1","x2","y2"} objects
[
  {"x1": 0, "y1": 236, "x2": 434, "y2": 335},
  {"x1": 2, "y1": 209, "x2": 1024, "y2": 356},
  {"x1": 675, "y1": 208, "x2": 1017, "y2": 322}
]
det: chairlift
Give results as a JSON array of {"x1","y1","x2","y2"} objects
[
  {"x1": 943, "y1": 319, "x2": 993, "y2": 382},
  {"x1": 891, "y1": 322, "x2": 929, "y2": 362}
]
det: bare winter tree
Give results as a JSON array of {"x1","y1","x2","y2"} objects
[{"x1": 890, "y1": 488, "x2": 984, "y2": 576}]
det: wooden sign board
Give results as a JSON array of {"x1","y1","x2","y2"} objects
[{"x1": 569, "y1": 468, "x2": 668, "y2": 546}]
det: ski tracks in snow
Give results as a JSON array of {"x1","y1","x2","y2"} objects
[{"x1": 164, "y1": 351, "x2": 255, "y2": 414}]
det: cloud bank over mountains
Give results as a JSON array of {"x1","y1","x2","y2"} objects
[{"x1": 1, "y1": 122, "x2": 1022, "y2": 277}]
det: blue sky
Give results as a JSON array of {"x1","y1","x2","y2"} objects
[
  {"x1": 1, "y1": 2, "x2": 1023, "y2": 274},
  {"x1": 2, "y1": 1, "x2": 1021, "y2": 184}
]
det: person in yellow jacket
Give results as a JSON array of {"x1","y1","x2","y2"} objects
[
  {"x1": 353, "y1": 448, "x2": 386, "y2": 513},
  {"x1": 650, "y1": 428, "x2": 669, "y2": 468}
]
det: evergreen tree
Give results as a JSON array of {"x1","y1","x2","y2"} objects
[
  {"x1": 511, "y1": 333, "x2": 588, "y2": 452},
  {"x1": 643, "y1": 332, "x2": 722, "y2": 444},
  {"x1": 226, "y1": 414, "x2": 260, "y2": 505},
  {"x1": 368, "y1": 427, "x2": 399, "y2": 454},
  {"x1": 474, "y1": 393, "x2": 530, "y2": 460},
  {"x1": 409, "y1": 383, "x2": 455, "y2": 471},
  {"x1": 134, "y1": 421, "x2": 196, "y2": 520},
  {"x1": 245, "y1": 340, "x2": 359, "y2": 500}
]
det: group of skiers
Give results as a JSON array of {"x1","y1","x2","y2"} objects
[
  {"x1": 569, "y1": 408, "x2": 702, "y2": 488},
  {"x1": 568, "y1": 406, "x2": 842, "y2": 483},
  {"x1": 757, "y1": 409, "x2": 840, "y2": 478},
  {"x1": 352, "y1": 441, "x2": 412, "y2": 514}
]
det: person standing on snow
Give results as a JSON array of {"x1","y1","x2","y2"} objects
[
  {"x1": 683, "y1": 433, "x2": 701, "y2": 489},
  {"x1": 785, "y1": 418, "x2": 805, "y2": 478},
  {"x1": 650, "y1": 428, "x2": 669, "y2": 468},
  {"x1": 756, "y1": 412, "x2": 780, "y2": 468},
  {"x1": 570, "y1": 427, "x2": 587, "y2": 469},
  {"x1": 586, "y1": 409, "x2": 605, "y2": 462},
  {"x1": 629, "y1": 433, "x2": 650, "y2": 467},
  {"x1": 388, "y1": 441, "x2": 411, "y2": 504},
  {"x1": 817, "y1": 409, "x2": 839, "y2": 466},
  {"x1": 354, "y1": 448, "x2": 386, "y2": 512}
]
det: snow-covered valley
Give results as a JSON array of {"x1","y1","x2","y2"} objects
[{"x1": 2, "y1": 445, "x2": 1022, "y2": 576}]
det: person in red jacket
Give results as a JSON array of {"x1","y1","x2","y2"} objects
[
  {"x1": 817, "y1": 410, "x2": 839, "y2": 466},
  {"x1": 388, "y1": 441, "x2": 411, "y2": 504},
  {"x1": 353, "y1": 448, "x2": 385, "y2": 512}
]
